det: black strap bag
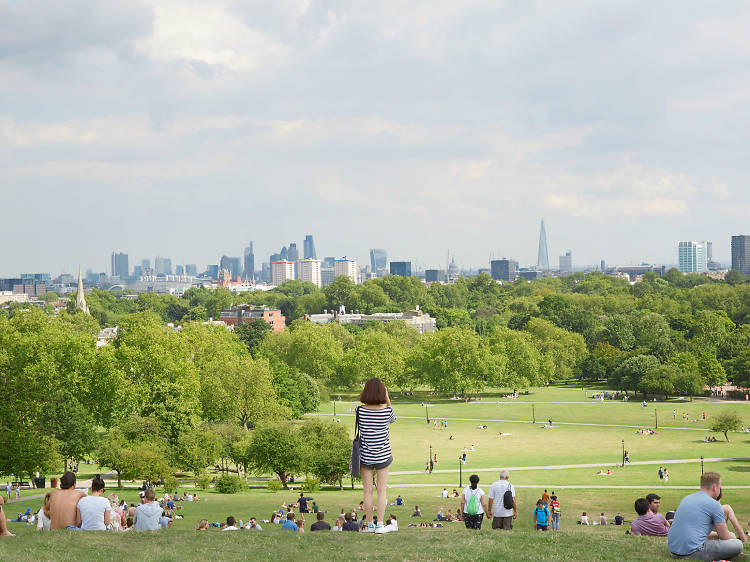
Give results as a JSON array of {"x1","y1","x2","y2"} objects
[{"x1": 349, "y1": 406, "x2": 361, "y2": 478}]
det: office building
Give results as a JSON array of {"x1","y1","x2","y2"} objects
[
  {"x1": 601, "y1": 259, "x2": 606, "y2": 272},
  {"x1": 111, "y1": 252, "x2": 129, "y2": 278},
  {"x1": 731, "y1": 235, "x2": 750, "y2": 275},
  {"x1": 491, "y1": 259, "x2": 518, "y2": 282},
  {"x1": 297, "y1": 258, "x2": 322, "y2": 287},
  {"x1": 154, "y1": 257, "x2": 172, "y2": 275},
  {"x1": 678, "y1": 241, "x2": 707, "y2": 273},
  {"x1": 537, "y1": 219, "x2": 550, "y2": 271},
  {"x1": 304, "y1": 235, "x2": 317, "y2": 259},
  {"x1": 219, "y1": 306, "x2": 285, "y2": 332},
  {"x1": 321, "y1": 268, "x2": 335, "y2": 286},
  {"x1": 287, "y1": 243, "x2": 299, "y2": 263},
  {"x1": 334, "y1": 258, "x2": 358, "y2": 283},
  {"x1": 280, "y1": 246, "x2": 288, "y2": 261},
  {"x1": 261, "y1": 262, "x2": 271, "y2": 283},
  {"x1": 244, "y1": 242, "x2": 255, "y2": 280},
  {"x1": 425, "y1": 269, "x2": 446, "y2": 283},
  {"x1": 271, "y1": 260, "x2": 295, "y2": 286},
  {"x1": 559, "y1": 251, "x2": 573, "y2": 275},
  {"x1": 205, "y1": 265, "x2": 219, "y2": 279},
  {"x1": 370, "y1": 249, "x2": 388, "y2": 276},
  {"x1": 185, "y1": 264, "x2": 198, "y2": 276},
  {"x1": 141, "y1": 259, "x2": 151, "y2": 269},
  {"x1": 390, "y1": 261, "x2": 412, "y2": 277},
  {"x1": 133, "y1": 265, "x2": 143, "y2": 278},
  {"x1": 322, "y1": 257, "x2": 335, "y2": 268},
  {"x1": 175, "y1": 265, "x2": 184, "y2": 276}
]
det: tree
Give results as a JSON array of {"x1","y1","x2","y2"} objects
[
  {"x1": 710, "y1": 412, "x2": 743, "y2": 442},
  {"x1": 120, "y1": 442, "x2": 173, "y2": 485},
  {"x1": 673, "y1": 370, "x2": 704, "y2": 400},
  {"x1": 524, "y1": 317, "x2": 587, "y2": 380},
  {"x1": 603, "y1": 315, "x2": 635, "y2": 351},
  {"x1": 611, "y1": 355, "x2": 660, "y2": 394},
  {"x1": 269, "y1": 358, "x2": 320, "y2": 418},
  {"x1": 234, "y1": 319, "x2": 272, "y2": 355},
  {"x1": 40, "y1": 398, "x2": 99, "y2": 473},
  {"x1": 336, "y1": 330, "x2": 407, "y2": 388},
  {"x1": 639, "y1": 365, "x2": 677, "y2": 398},
  {"x1": 698, "y1": 353, "x2": 726, "y2": 387},
  {"x1": 303, "y1": 419, "x2": 352, "y2": 489},
  {"x1": 173, "y1": 425, "x2": 223, "y2": 477},
  {"x1": 580, "y1": 355, "x2": 606, "y2": 381},
  {"x1": 486, "y1": 327, "x2": 546, "y2": 388},
  {"x1": 96, "y1": 428, "x2": 128, "y2": 488},
  {"x1": 246, "y1": 422, "x2": 304, "y2": 487}
]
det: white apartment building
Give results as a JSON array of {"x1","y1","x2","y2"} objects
[
  {"x1": 334, "y1": 258, "x2": 358, "y2": 283},
  {"x1": 296, "y1": 258, "x2": 322, "y2": 287},
  {"x1": 271, "y1": 260, "x2": 295, "y2": 286}
]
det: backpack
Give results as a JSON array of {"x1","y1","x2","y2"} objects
[
  {"x1": 466, "y1": 489, "x2": 480, "y2": 516},
  {"x1": 535, "y1": 507, "x2": 549, "y2": 525},
  {"x1": 503, "y1": 486, "x2": 514, "y2": 510}
]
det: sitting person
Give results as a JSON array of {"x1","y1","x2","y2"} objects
[
  {"x1": 614, "y1": 512, "x2": 624, "y2": 526},
  {"x1": 342, "y1": 513, "x2": 359, "y2": 531},
  {"x1": 134, "y1": 488, "x2": 163, "y2": 531},
  {"x1": 196, "y1": 519, "x2": 209, "y2": 531},
  {"x1": 310, "y1": 512, "x2": 330, "y2": 531},
  {"x1": 411, "y1": 506, "x2": 422, "y2": 517},
  {"x1": 333, "y1": 516, "x2": 345, "y2": 531},
  {"x1": 599, "y1": 513, "x2": 607, "y2": 526},
  {"x1": 579, "y1": 512, "x2": 589, "y2": 525},
  {"x1": 76, "y1": 475, "x2": 111, "y2": 531},
  {"x1": 395, "y1": 495, "x2": 404, "y2": 506},
  {"x1": 49, "y1": 471, "x2": 85, "y2": 530},
  {"x1": 445, "y1": 509, "x2": 455, "y2": 521},
  {"x1": 630, "y1": 498, "x2": 669, "y2": 536},
  {"x1": 667, "y1": 471, "x2": 743, "y2": 560},
  {"x1": 281, "y1": 513, "x2": 298, "y2": 531},
  {"x1": 245, "y1": 517, "x2": 262, "y2": 530},
  {"x1": 223, "y1": 516, "x2": 239, "y2": 530},
  {"x1": 36, "y1": 493, "x2": 52, "y2": 531},
  {"x1": 452, "y1": 489, "x2": 459, "y2": 498},
  {"x1": 435, "y1": 508, "x2": 445, "y2": 521}
]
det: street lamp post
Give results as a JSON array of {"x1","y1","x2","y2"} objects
[
  {"x1": 532, "y1": 403, "x2": 536, "y2": 424},
  {"x1": 622, "y1": 440, "x2": 625, "y2": 468},
  {"x1": 459, "y1": 460, "x2": 462, "y2": 488},
  {"x1": 701, "y1": 456, "x2": 704, "y2": 475},
  {"x1": 426, "y1": 405, "x2": 430, "y2": 425},
  {"x1": 655, "y1": 410, "x2": 658, "y2": 430},
  {"x1": 333, "y1": 401, "x2": 336, "y2": 420},
  {"x1": 429, "y1": 444, "x2": 433, "y2": 474}
]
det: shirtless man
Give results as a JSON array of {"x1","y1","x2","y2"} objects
[
  {"x1": 0, "y1": 495, "x2": 15, "y2": 537},
  {"x1": 49, "y1": 472, "x2": 85, "y2": 530}
]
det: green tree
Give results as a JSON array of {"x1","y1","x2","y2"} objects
[
  {"x1": 710, "y1": 412, "x2": 743, "y2": 442},
  {"x1": 96, "y1": 428, "x2": 128, "y2": 488},
  {"x1": 639, "y1": 365, "x2": 677, "y2": 398},
  {"x1": 246, "y1": 422, "x2": 304, "y2": 487},
  {"x1": 303, "y1": 419, "x2": 351, "y2": 489},
  {"x1": 611, "y1": 355, "x2": 660, "y2": 394},
  {"x1": 697, "y1": 353, "x2": 726, "y2": 387},
  {"x1": 524, "y1": 317, "x2": 587, "y2": 380},
  {"x1": 40, "y1": 398, "x2": 98, "y2": 473},
  {"x1": 603, "y1": 315, "x2": 635, "y2": 351},
  {"x1": 486, "y1": 327, "x2": 546, "y2": 388},
  {"x1": 234, "y1": 319, "x2": 272, "y2": 354},
  {"x1": 673, "y1": 370, "x2": 704, "y2": 400},
  {"x1": 173, "y1": 425, "x2": 223, "y2": 477}
]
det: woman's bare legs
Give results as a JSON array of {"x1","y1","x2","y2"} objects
[
  {"x1": 376, "y1": 466, "x2": 390, "y2": 525},
  {"x1": 361, "y1": 466, "x2": 374, "y2": 523}
]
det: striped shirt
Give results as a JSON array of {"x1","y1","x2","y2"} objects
[{"x1": 357, "y1": 405, "x2": 396, "y2": 465}]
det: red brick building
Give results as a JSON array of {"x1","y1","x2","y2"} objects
[{"x1": 218, "y1": 306, "x2": 285, "y2": 332}]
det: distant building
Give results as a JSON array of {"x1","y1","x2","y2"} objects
[
  {"x1": 304, "y1": 235, "x2": 317, "y2": 259},
  {"x1": 133, "y1": 265, "x2": 143, "y2": 278},
  {"x1": 614, "y1": 264, "x2": 666, "y2": 281},
  {"x1": 175, "y1": 265, "x2": 184, "y2": 276},
  {"x1": 154, "y1": 257, "x2": 172, "y2": 275},
  {"x1": 537, "y1": 219, "x2": 550, "y2": 271},
  {"x1": 731, "y1": 235, "x2": 750, "y2": 275},
  {"x1": 141, "y1": 259, "x2": 151, "y2": 269},
  {"x1": 244, "y1": 241, "x2": 255, "y2": 280},
  {"x1": 280, "y1": 246, "x2": 288, "y2": 261},
  {"x1": 321, "y1": 268, "x2": 335, "y2": 286},
  {"x1": 287, "y1": 243, "x2": 299, "y2": 263},
  {"x1": 334, "y1": 258, "x2": 358, "y2": 283},
  {"x1": 678, "y1": 241, "x2": 707, "y2": 273},
  {"x1": 370, "y1": 249, "x2": 388, "y2": 276},
  {"x1": 185, "y1": 264, "x2": 198, "y2": 276},
  {"x1": 111, "y1": 252, "x2": 129, "y2": 278},
  {"x1": 205, "y1": 265, "x2": 219, "y2": 279},
  {"x1": 272, "y1": 260, "x2": 295, "y2": 286},
  {"x1": 322, "y1": 257, "x2": 335, "y2": 268},
  {"x1": 518, "y1": 269, "x2": 542, "y2": 281},
  {"x1": 297, "y1": 258, "x2": 322, "y2": 287},
  {"x1": 390, "y1": 261, "x2": 412, "y2": 277},
  {"x1": 0, "y1": 291, "x2": 29, "y2": 304},
  {"x1": 425, "y1": 269, "x2": 446, "y2": 283},
  {"x1": 219, "y1": 306, "x2": 285, "y2": 332},
  {"x1": 559, "y1": 251, "x2": 573, "y2": 275},
  {"x1": 307, "y1": 308, "x2": 436, "y2": 333},
  {"x1": 600, "y1": 259, "x2": 606, "y2": 272},
  {"x1": 490, "y1": 259, "x2": 518, "y2": 281}
]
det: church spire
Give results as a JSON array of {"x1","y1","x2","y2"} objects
[{"x1": 75, "y1": 267, "x2": 89, "y2": 314}]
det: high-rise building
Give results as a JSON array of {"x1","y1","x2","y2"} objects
[
  {"x1": 175, "y1": 265, "x2": 184, "y2": 275},
  {"x1": 270, "y1": 253, "x2": 281, "y2": 264},
  {"x1": 322, "y1": 257, "x2": 335, "y2": 268},
  {"x1": 537, "y1": 220, "x2": 550, "y2": 271},
  {"x1": 600, "y1": 259, "x2": 606, "y2": 272},
  {"x1": 731, "y1": 235, "x2": 750, "y2": 275},
  {"x1": 272, "y1": 260, "x2": 295, "y2": 286},
  {"x1": 425, "y1": 269, "x2": 446, "y2": 283},
  {"x1": 334, "y1": 258, "x2": 358, "y2": 283},
  {"x1": 229, "y1": 257, "x2": 242, "y2": 278},
  {"x1": 219, "y1": 255, "x2": 232, "y2": 274},
  {"x1": 280, "y1": 246, "x2": 288, "y2": 261},
  {"x1": 185, "y1": 264, "x2": 198, "y2": 276},
  {"x1": 133, "y1": 265, "x2": 143, "y2": 278},
  {"x1": 559, "y1": 251, "x2": 573, "y2": 275},
  {"x1": 370, "y1": 249, "x2": 388, "y2": 276},
  {"x1": 261, "y1": 262, "x2": 271, "y2": 283},
  {"x1": 154, "y1": 257, "x2": 172, "y2": 275},
  {"x1": 244, "y1": 242, "x2": 255, "y2": 280},
  {"x1": 390, "y1": 261, "x2": 412, "y2": 277},
  {"x1": 490, "y1": 259, "x2": 518, "y2": 281},
  {"x1": 678, "y1": 241, "x2": 707, "y2": 273},
  {"x1": 304, "y1": 235, "x2": 317, "y2": 259},
  {"x1": 141, "y1": 259, "x2": 151, "y2": 269},
  {"x1": 297, "y1": 258, "x2": 322, "y2": 287},
  {"x1": 321, "y1": 268, "x2": 335, "y2": 286},
  {"x1": 111, "y1": 252, "x2": 129, "y2": 278},
  {"x1": 205, "y1": 265, "x2": 219, "y2": 279}
]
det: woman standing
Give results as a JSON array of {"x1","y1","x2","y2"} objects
[
  {"x1": 461, "y1": 474, "x2": 488, "y2": 529},
  {"x1": 357, "y1": 378, "x2": 396, "y2": 534}
]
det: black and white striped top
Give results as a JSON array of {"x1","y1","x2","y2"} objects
[{"x1": 358, "y1": 406, "x2": 396, "y2": 465}]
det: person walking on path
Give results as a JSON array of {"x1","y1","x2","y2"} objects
[
  {"x1": 550, "y1": 495, "x2": 561, "y2": 531},
  {"x1": 357, "y1": 378, "x2": 396, "y2": 534},
  {"x1": 461, "y1": 474, "x2": 488, "y2": 530},
  {"x1": 667, "y1": 471, "x2": 743, "y2": 560}
]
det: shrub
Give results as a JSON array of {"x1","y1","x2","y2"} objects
[
  {"x1": 303, "y1": 478, "x2": 320, "y2": 492},
  {"x1": 215, "y1": 475, "x2": 244, "y2": 494},
  {"x1": 195, "y1": 474, "x2": 212, "y2": 490},
  {"x1": 266, "y1": 480, "x2": 283, "y2": 492},
  {"x1": 162, "y1": 475, "x2": 179, "y2": 494}
]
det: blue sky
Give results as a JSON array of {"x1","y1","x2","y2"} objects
[{"x1": 2, "y1": 1, "x2": 749, "y2": 276}]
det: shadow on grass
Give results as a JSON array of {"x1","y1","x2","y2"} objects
[{"x1": 727, "y1": 466, "x2": 750, "y2": 472}]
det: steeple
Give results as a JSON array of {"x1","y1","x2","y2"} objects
[{"x1": 75, "y1": 267, "x2": 89, "y2": 314}]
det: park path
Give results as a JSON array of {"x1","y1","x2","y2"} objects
[
  {"x1": 388, "y1": 456, "x2": 750, "y2": 476},
  {"x1": 313, "y1": 412, "x2": 722, "y2": 432},
  {"x1": 380, "y1": 483, "x2": 750, "y2": 490}
]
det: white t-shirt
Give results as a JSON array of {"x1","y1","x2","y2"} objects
[
  {"x1": 78, "y1": 495, "x2": 111, "y2": 530},
  {"x1": 36, "y1": 509, "x2": 51, "y2": 531},
  {"x1": 462, "y1": 486, "x2": 485, "y2": 515},
  {"x1": 441, "y1": 490, "x2": 448, "y2": 498},
  {"x1": 488, "y1": 480, "x2": 515, "y2": 517},
  {"x1": 581, "y1": 515, "x2": 589, "y2": 525}
]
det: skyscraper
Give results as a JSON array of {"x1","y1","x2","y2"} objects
[
  {"x1": 244, "y1": 242, "x2": 255, "y2": 280},
  {"x1": 537, "y1": 220, "x2": 550, "y2": 271},
  {"x1": 370, "y1": 249, "x2": 387, "y2": 275},
  {"x1": 111, "y1": 252, "x2": 129, "y2": 278},
  {"x1": 490, "y1": 259, "x2": 518, "y2": 281},
  {"x1": 334, "y1": 258, "x2": 358, "y2": 283},
  {"x1": 731, "y1": 235, "x2": 750, "y2": 275},
  {"x1": 287, "y1": 243, "x2": 299, "y2": 262},
  {"x1": 219, "y1": 255, "x2": 232, "y2": 274},
  {"x1": 141, "y1": 259, "x2": 151, "y2": 269},
  {"x1": 185, "y1": 264, "x2": 198, "y2": 276},
  {"x1": 390, "y1": 261, "x2": 412, "y2": 277},
  {"x1": 297, "y1": 258, "x2": 322, "y2": 287},
  {"x1": 304, "y1": 235, "x2": 317, "y2": 259},
  {"x1": 154, "y1": 257, "x2": 172, "y2": 275},
  {"x1": 559, "y1": 251, "x2": 573, "y2": 275},
  {"x1": 678, "y1": 241, "x2": 707, "y2": 273},
  {"x1": 272, "y1": 260, "x2": 295, "y2": 286},
  {"x1": 280, "y1": 246, "x2": 288, "y2": 261}
]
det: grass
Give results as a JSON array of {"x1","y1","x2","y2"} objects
[{"x1": 4, "y1": 386, "x2": 750, "y2": 561}]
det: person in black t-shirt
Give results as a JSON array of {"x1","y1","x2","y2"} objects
[
  {"x1": 342, "y1": 513, "x2": 359, "y2": 531},
  {"x1": 298, "y1": 493, "x2": 313, "y2": 514},
  {"x1": 614, "y1": 512, "x2": 624, "y2": 525},
  {"x1": 310, "y1": 512, "x2": 331, "y2": 531}
]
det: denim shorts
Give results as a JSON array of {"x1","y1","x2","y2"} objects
[{"x1": 361, "y1": 456, "x2": 393, "y2": 470}]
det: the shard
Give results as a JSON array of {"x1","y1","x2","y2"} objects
[{"x1": 537, "y1": 219, "x2": 550, "y2": 271}]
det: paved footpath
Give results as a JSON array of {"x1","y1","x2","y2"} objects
[
  {"x1": 381, "y1": 483, "x2": 750, "y2": 490},
  {"x1": 388, "y1": 456, "x2": 750, "y2": 476}
]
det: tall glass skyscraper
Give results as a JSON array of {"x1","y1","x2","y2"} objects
[
  {"x1": 370, "y1": 249, "x2": 387, "y2": 274},
  {"x1": 678, "y1": 241, "x2": 707, "y2": 273},
  {"x1": 304, "y1": 235, "x2": 316, "y2": 259},
  {"x1": 537, "y1": 220, "x2": 550, "y2": 271},
  {"x1": 244, "y1": 241, "x2": 255, "y2": 280},
  {"x1": 731, "y1": 235, "x2": 750, "y2": 275}
]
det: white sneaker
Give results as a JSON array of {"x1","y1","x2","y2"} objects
[
  {"x1": 375, "y1": 524, "x2": 391, "y2": 534},
  {"x1": 365, "y1": 522, "x2": 376, "y2": 533}
]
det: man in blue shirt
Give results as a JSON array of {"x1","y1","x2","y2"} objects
[
  {"x1": 281, "y1": 513, "x2": 299, "y2": 531},
  {"x1": 297, "y1": 493, "x2": 313, "y2": 514},
  {"x1": 667, "y1": 472, "x2": 743, "y2": 560}
]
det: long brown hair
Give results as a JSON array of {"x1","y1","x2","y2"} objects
[
  {"x1": 359, "y1": 377, "x2": 387, "y2": 405},
  {"x1": 43, "y1": 492, "x2": 52, "y2": 519}
]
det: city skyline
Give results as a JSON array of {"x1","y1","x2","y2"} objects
[{"x1": 3, "y1": 3, "x2": 750, "y2": 275}]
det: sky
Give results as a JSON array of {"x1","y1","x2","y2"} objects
[{"x1": 2, "y1": 0, "x2": 750, "y2": 277}]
